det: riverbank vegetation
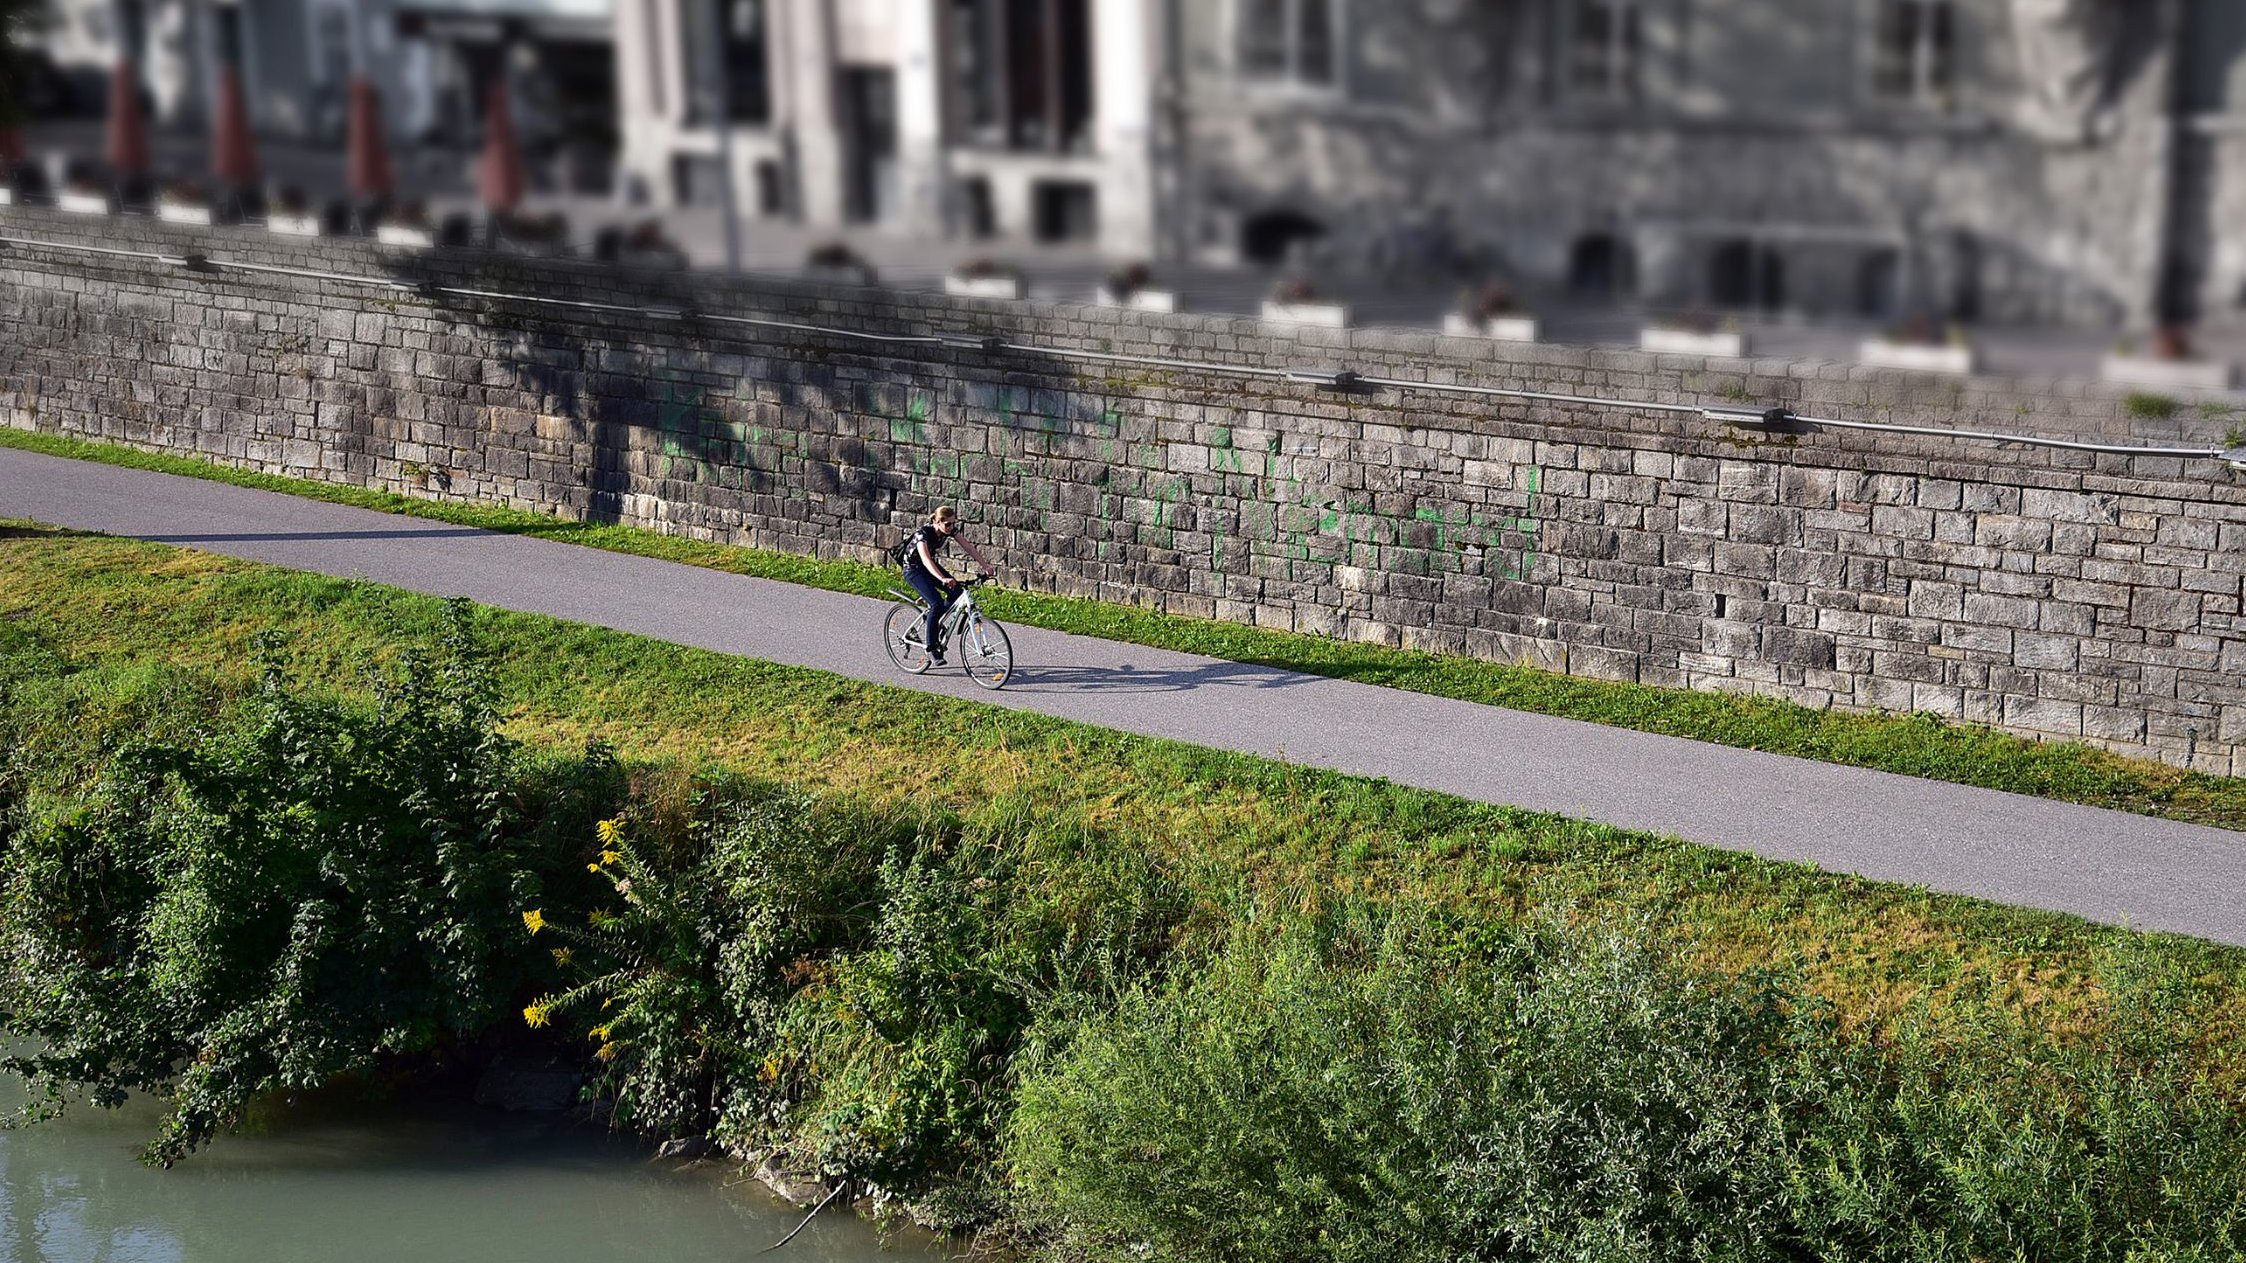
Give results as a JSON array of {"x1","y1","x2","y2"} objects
[
  {"x1": 5, "y1": 524, "x2": 2246, "y2": 1259},
  {"x1": 8, "y1": 426, "x2": 2245, "y2": 833}
]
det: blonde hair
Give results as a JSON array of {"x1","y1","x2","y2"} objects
[{"x1": 931, "y1": 505, "x2": 959, "y2": 524}]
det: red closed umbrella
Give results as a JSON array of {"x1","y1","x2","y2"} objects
[
  {"x1": 475, "y1": 77, "x2": 525, "y2": 215},
  {"x1": 344, "y1": 76, "x2": 394, "y2": 202},
  {"x1": 104, "y1": 58, "x2": 151, "y2": 178},
  {"x1": 211, "y1": 65, "x2": 259, "y2": 188}
]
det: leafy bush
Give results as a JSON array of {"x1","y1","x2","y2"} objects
[
  {"x1": 534, "y1": 788, "x2": 1188, "y2": 1210},
  {"x1": 1004, "y1": 906, "x2": 2246, "y2": 1263},
  {"x1": 0, "y1": 603, "x2": 617, "y2": 1163}
]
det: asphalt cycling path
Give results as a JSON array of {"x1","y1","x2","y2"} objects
[{"x1": 8, "y1": 445, "x2": 2245, "y2": 947}]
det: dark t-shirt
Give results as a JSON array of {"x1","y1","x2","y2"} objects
[{"x1": 905, "y1": 524, "x2": 951, "y2": 576}]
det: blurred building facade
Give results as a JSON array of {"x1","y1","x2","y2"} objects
[
  {"x1": 1168, "y1": 0, "x2": 2246, "y2": 331},
  {"x1": 29, "y1": 0, "x2": 619, "y2": 187},
  {"x1": 611, "y1": 0, "x2": 1160, "y2": 255}
]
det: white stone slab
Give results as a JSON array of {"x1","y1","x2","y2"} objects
[
  {"x1": 376, "y1": 224, "x2": 436, "y2": 248},
  {"x1": 945, "y1": 274, "x2": 1022, "y2": 300},
  {"x1": 1443, "y1": 313, "x2": 1540, "y2": 343},
  {"x1": 1262, "y1": 301, "x2": 1350, "y2": 328},
  {"x1": 57, "y1": 192, "x2": 111, "y2": 215},
  {"x1": 157, "y1": 202, "x2": 214, "y2": 225},
  {"x1": 1096, "y1": 286, "x2": 1179, "y2": 313},
  {"x1": 1641, "y1": 327, "x2": 1748, "y2": 357},
  {"x1": 2100, "y1": 355, "x2": 2236, "y2": 392},
  {"x1": 1858, "y1": 340, "x2": 1976, "y2": 374},
  {"x1": 267, "y1": 214, "x2": 322, "y2": 237}
]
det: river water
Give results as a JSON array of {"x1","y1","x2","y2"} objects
[{"x1": 0, "y1": 1073, "x2": 945, "y2": 1263}]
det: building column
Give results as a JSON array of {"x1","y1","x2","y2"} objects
[
  {"x1": 780, "y1": 0, "x2": 844, "y2": 227},
  {"x1": 1092, "y1": 0, "x2": 1156, "y2": 257},
  {"x1": 612, "y1": 0, "x2": 673, "y2": 205},
  {"x1": 894, "y1": 0, "x2": 948, "y2": 235}
]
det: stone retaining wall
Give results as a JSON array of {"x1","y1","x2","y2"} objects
[{"x1": 6, "y1": 206, "x2": 2246, "y2": 771}]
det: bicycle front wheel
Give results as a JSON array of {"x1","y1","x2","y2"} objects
[
  {"x1": 883, "y1": 603, "x2": 933, "y2": 674},
  {"x1": 961, "y1": 613, "x2": 1013, "y2": 690}
]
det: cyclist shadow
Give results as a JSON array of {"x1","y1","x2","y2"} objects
[{"x1": 996, "y1": 660, "x2": 1316, "y2": 695}]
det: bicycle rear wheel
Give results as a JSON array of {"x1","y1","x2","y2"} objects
[
  {"x1": 961, "y1": 613, "x2": 1013, "y2": 690},
  {"x1": 883, "y1": 603, "x2": 933, "y2": 674}
]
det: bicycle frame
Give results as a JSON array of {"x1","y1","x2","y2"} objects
[{"x1": 886, "y1": 581, "x2": 982, "y2": 643}]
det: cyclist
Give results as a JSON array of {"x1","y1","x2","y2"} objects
[{"x1": 902, "y1": 505, "x2": 993, "y2": 665}]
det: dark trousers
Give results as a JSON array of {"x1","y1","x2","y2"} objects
[{"x1": 905, "y1": 564, "x2": 954, "y2": 652}]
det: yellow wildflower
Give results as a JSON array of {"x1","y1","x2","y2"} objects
[
  {"x1": 600, "y1": 849, "x2": 621, "y2": 866},
  {"x1": 588, "y1": 908, "x2": 614, "y2": 928},
  {"x1": 521, "y1": 909, "x2": 546, "y2": 935},
  {"x1": 587, "y1": 862, "x2": 602, "y2": 873},
  {"x1": 596, "y1": 818, "x2": 624, "y2": 845},
  {"x1": 589, "y1": 1023, "x2": 613, "y2": 1042},
  {"x1": 550, "y1": 947, "x2": 574, "y2": 967},
  {"x1": 522, "y1": 1002, "x2": 551, "y2": 1029}
]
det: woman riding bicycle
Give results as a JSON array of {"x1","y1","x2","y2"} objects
[{"x1": 902, "y1": 505, "x2": 993, "y2": 665}]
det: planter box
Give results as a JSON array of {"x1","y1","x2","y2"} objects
[
  {"x1": 2100, "y1": 354, "x2": 2236, "y2": 392},
  {"x1": 157, "y1": 201, "x2": 214, "y2": 225},
  {"x1": 57, "y1": 191, "x2": 112, "y2": 215},
  {"x1": 1262, "y1": 300, "x2": 1350, "y2": 328},
  {"x1": 945, "y1": 274, "x2": 1023, "y2": 300},
  {"x1": 1096, "y1": 286, "x2": 1179, "y2": 313},
  {"x1": 376, "y1": 224, "x2": 436, "y2": 249},
  {"x1": 1641, "y1": 327, "x2": 1748, "y2": 357},
  {"x1": 1443, "y1": 312, "x2": 1541, "y2": 343},
  {"x1": 1859, "y1": 339, "x2": 1976, "y2": 374},
  {"x1": 0, "y1": 187, "x2": 14, "y2": 207},
  {"x1": 267, "y1": 213, "x2": 321, "y2": 237}
]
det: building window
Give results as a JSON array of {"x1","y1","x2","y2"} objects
[
  {"x1": 1569, "y1": 232, "x2": 1636, "y2": 296},
  {"x1": 683, "y1": 0, "x2": 771, "y2": 125},
  {"x1": 1237, "y1": 0, "x2": 1336, "y2": 87},
  {"x1": 1871, "y1": 0, "x2": 1954, "y2": 103},
  {"x1": 1033, "y1": 180, "x2": 1098, "y2": 241},
  {"x1": 724, "y1": 0, "x2": 772, "y2": 123},
  {"x1": 945, "y1": 0, "x2": 1093, "y2": 153},
  {"x1": 1709, "y1": 239, "x2": 1785, "y2": 312},
  {"x1": 1570, "y1": 0, "x2": 1642, "y2": 101}
]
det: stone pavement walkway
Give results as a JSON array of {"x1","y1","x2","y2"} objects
[{"x1": 7, "y1": 444, "x2": 2246, "y2": 947}]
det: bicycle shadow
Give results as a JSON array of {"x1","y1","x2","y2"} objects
[{"x1": 993, "y1": 659, "x2": 1319, "y2": 696}]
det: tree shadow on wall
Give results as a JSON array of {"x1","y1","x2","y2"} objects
[{"x1": 366, "y1": 253, "x2": 900, "y2": 546}]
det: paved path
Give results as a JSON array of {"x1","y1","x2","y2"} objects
[{"x1": 7, "y1": 445, "x2": 2245, "y2": 947}]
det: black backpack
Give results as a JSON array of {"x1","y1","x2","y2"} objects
[{"x1": 886, "y1": 531, "x2": 917, "y2": 568}]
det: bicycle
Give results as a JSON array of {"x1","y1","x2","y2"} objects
[{"x1": 883, "y1": 576, "x2": 1014, "y2": 690}]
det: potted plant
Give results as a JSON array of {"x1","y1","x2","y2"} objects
[
  {"x1": 491, "y1": 209, "x2": 573, "y2": 257},
  {"x1": 1859, "y1": 313, "x2": 1976, "y2": 374},
  {"x1": 1641, "y1": 309, "x2": 1748, "y2": 357},
  {"x1": 376, "y1": 199, "x2": 437, "y2": 249},
  {"x1": 945, "y1": 256, "x2": 1023, "y2": 300},
  {"x1": 2101, "y1": 324, "x2": 2236, "y2": 392},
  {"x1": 596, "y1": 219, "x2": 686, "y2": 269},
  {"x1": 1443, "y1": 282, "x2": 1538, "y2": 343},
  {"x1": 803, "y1": 240, "x2": 877, "y2": 286},
  {"x1": 1261, "y1": 276, "x2": 1349, "y2": 328},
  {"x1": 56, "y1": 164, "x2": 113, "y2": 216},
  {"x1": 155, "y1": 178, "x2": 215, "y2": 225},
  {"x1": 266, "y1": 184, "x2": 322, "y2": 237},
  {"x1": 1095, "y1": 262, "x2": 1178, "y2": 313}
]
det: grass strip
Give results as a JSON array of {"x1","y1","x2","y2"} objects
[
  {"x1": 6, "y1": 521, "x2": 2246, "y2": 1090},
  {"x1": 7, "y1": 425, "x2": 2243, "y2": 832}
]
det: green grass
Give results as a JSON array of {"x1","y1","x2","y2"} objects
[
  {"x1": 8, "y1": 522, "x2": 2246, "y2": 1085},
  {"x1": 7, "y1": 425, "x2": 2246, "y2": 833}
]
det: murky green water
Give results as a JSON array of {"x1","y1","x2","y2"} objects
[{"x1": 0, "y1": 1073, "x2": 944, "y2": 1263}]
